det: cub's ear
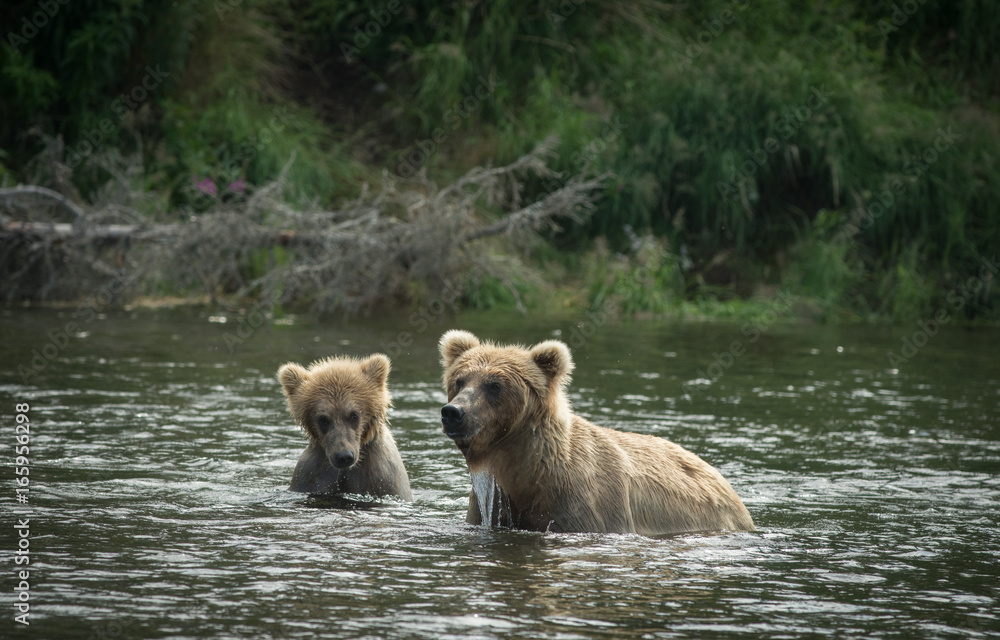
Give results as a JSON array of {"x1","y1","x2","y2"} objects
[
  {"x1": 361, "y1": 354, "x2": 391, "y2": 387},
  {"x1": 530, "y1": 340, "x2": 574, "y2": 385},
  {"x1": 439, "y1": 330, "x2": 480, "y2": 368},
  {"x1": 277, "y1": 363, "x2": 309, "y2": 397}
]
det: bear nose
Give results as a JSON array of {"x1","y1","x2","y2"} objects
[
  {"x1": 441, "y1": 404, "x2": 466, "y2": 430},
  {"x1": 333, "y1": 450, "x2": 355, "y2": 469}
]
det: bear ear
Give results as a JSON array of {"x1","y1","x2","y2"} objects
[
  {"x1": 360, "y1": 354, "x2": 391, "y2": 387},
  {"x1": 439, "y1": 330, "x2": 480, "y2": 368},
  {"x1": 530, "y1": 340, "x2": 574, "y2": 385},
  {"x1": 277, "y1": 362, "x2": 309, "y2": 397}
]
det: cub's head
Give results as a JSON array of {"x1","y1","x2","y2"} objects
[
  {"x1": 438, "y1": 330, "x2": 573, "y2": 462},
  {"x1": 277, "y1": 354, "x2": 391, "y2": 470}
]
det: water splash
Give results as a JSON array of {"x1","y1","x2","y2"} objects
[
  {"x1": 9, "y1": 311, "x2": 999, "y2": 640},
  {"x1": 469, "y1": 470, "x2": 496, "y2": 526}
]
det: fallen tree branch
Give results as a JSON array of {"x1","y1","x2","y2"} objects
[
  {"x1": 462, "y1": 172, "x2": 611, "y2": 242},
  {"x1": 2, "y1": 221, "x2": 175, "y2": 241},
  {"x1": 0, "y1": 186, "x2": 86, "y2": 220},
  {"x1": 3, "y1": 138, "x2": 611, "y2": 312}
]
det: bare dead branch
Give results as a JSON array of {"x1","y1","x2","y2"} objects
[
  {"x1": 462, "y1": 172, "x2": 611, "y2": 242},
  {"x1": 0, "y1": 186, "x2": 86, "y2": 220},
  {"x1": 2, "y1": 137, "x2": 609, "y2": 312}
]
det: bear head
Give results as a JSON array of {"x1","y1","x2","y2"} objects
[
  {"x1": 438, "y1": 330, "x2": 574, "y2": 464},
  {"x1": 277, "y1": 354, "x2": 391, "y2": 470}
]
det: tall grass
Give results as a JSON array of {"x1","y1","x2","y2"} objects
[
  {"x1": 288, "y1": 0, "x2": 998, "y2": 320},
  {"x1": 1, "y1": 0, "x2": 997, "y2": 319}
]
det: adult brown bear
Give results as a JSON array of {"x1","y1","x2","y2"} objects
[
  {"x1": 438, "y1": 330, "x2": 754, "y2": 535},
  {"x1": 278, "y1": 354, "x2": 412, "y2": 500}
]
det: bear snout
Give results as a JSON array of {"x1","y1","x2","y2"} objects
[
  {"x1": 441, "y1": 403, "x2": 467, "y2": 436},
  {"x1": 331, "y1": 449, "x2": 356, "y2": 469}
]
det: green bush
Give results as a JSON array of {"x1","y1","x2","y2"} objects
[{"x1": 1, "y1": 0, "x2": 997, "y2": 319}]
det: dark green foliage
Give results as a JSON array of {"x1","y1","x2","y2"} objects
[
  {"x1": 1, "y1": 0, "x2": 997, "y2": 319},
  {"x1": 1, "y1": 0, "x2": 191, "y2": 158}
]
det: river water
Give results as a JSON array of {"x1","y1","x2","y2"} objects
[{"x1": 1, "y1": 307, "x2": 998, "y2": 639}]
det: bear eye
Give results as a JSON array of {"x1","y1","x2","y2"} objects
[
  {"x1": 348, "y1": 411, "x2": 360, "y2": 423},
  {"x1": 454, "y1": 379, "x2": 465, "y2": 392},
  {"x1": 487, "y1": 381, "x2": 502, "y2": 395},
  {"x1": 316, "y1": 415, "x2": 331, "y2": 434}
]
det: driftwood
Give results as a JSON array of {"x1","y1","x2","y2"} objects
[
  {"x1": 1, "y1": 137, "x2": 610, "y2": 311},
  {"x1": 2, "y1": 221, "x2": 176, "y2": 241}
]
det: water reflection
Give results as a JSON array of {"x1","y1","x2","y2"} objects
[{"x1": 1, "y1": 309, "x2": 997, "y2": 639}]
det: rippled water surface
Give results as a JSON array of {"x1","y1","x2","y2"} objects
[{"x1": 2, "y1": 308, "x2": 998, "y2": 639}]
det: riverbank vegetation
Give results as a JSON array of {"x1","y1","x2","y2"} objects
[{"x1": 2, "y1": 0, "x2": 997, "y2": 321}]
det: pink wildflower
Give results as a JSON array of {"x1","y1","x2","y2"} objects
[{"x1": 194, "y1": 176, "x2": 217, "y2": 196}]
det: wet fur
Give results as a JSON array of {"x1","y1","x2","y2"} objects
[
  {"x1": 439, "y1": 330, "x2": 755, "y2": 535},
  {"x1": 278, "y1": 354, "x2": 412, "y2": 500}
]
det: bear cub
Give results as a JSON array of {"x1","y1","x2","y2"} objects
[
  {"x1": 278, "y1": 354, "x2": 412, "y2": 500},
  {"x1": 439, "y1": 330, "x2": 754, "y2": 535}
]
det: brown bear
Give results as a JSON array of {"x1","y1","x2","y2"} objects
[
  {"x1": 277, "y1": 354, "x2": 412, "y2": 500},
  {"x1": 438, "y1": 330, "x2": 755, "y2": 535}
]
